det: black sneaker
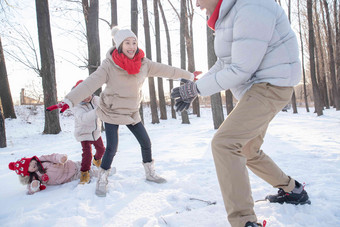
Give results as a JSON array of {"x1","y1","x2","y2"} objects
[
  {"x1": 265, "y1": 181, "x2": 311, "y2": 205},
  {"x1": 245, "y1": 221, "x2": 263, "y2": 227}
]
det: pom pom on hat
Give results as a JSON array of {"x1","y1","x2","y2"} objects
[
  {"x1": 8, "y1": 162, "x2": 15, "y2": 171},
  {"x1": 111, "y1": 27, "x2": 120, "y2": 38},
  {"x1": 111, "y1": 26, "x2": 137, "y2": 48}
]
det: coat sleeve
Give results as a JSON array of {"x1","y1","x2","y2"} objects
[
  {"x1": 200, "y1": 58, "x2": 224, "y2": 79},
  {"x1": 196, "y1": 5, "x2": 275, "y2": 96},
  {"x1": 65, "y1": 60, "x2": 110, "y2": 107},
  {"x1": 145, "y1": 59, "x2": 194, "y2": 81},
  {"x1": 39, "y1": 153, "x2": 68, "y2": 164}
]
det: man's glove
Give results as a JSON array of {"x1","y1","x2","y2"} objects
[
  {"x1": 174, "y1": 97, "x2": 192, "y2": 112},
  {"x1": 46, "y1": 100, "x2": 71, "y2": 113},
  {"x1": 171, "y1": 79, "x2": 199, "y2": 112}
]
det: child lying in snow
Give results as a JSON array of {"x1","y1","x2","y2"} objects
[{"x1": 8, "y1": 153, "x2": 97, "y2": 194}]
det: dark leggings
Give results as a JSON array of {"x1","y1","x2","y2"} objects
[{"x1": 100, "y1": 122, "x2": 152, "y2": 170}]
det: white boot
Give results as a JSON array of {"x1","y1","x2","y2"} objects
[
  {"x1": 95, "y1": 167, "x2": 111, "y2": 197},
  {"x1": 143, "y1": 160, "x2": 166, "y2": 183},
  {"x1": 90, "y1": 166, "x2": 116, "y2": 178}
]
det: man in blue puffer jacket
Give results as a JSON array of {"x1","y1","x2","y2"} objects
[{"x1": 171, "y1": 0, "x2": 310, "y2": 226}]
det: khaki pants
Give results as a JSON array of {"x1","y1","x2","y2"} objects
[{"x1": 211, "y1": 83, "x2": 296, "y2": 227}]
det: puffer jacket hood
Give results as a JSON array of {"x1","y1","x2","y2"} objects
[{"x1": 196, "y1": 0, "x2": 301, "y2": 100}]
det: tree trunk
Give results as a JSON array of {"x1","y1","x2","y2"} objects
[
  {"x1": 322, "y1": 0, "x2": 339, "y2": 110},
  {"x1": 314, "y1": 28, "x2": 325, "y2": 108},
  {"x1": 207, "y1": 17, "x2": 224, "y2": 128},
  {"x1": 225, "y1": 90, "x2": 233, "y2": 114},
  {"x1": 307, "y1": 0, "x2": 323, "y2": 116},
  {"x1": 297, "y1": 0, "x2": 309, "y2": 112},
  {"x1": 0, "y1": 36, "x2": 16, "y2": 119},
  {"x1": 131, "y1": 0, "x2": 138, "y2": 34},
  {"x1": 286, "y1": 0, "x2": 298, "y2": 114},
  {"x1": 320, "y1": 0, "x2": 332, "y2": 108},
  {"x1": 153, "y1": 0, "x2": 167, "y2": 120},
  {"x1": 130, "y1": 0, "x2": 144, "y2": 124},
  {"x1": 35, "y1": 0, "x2": 61, "y2": 134},
  {"x1": 291, "y1": 91, "x2": 298, "y2": 113},
  {"x1": 334, "y1": 0, "x2": 340, "y2": 110},
  {"x1": 159, "y1": 0, "x2": 176, "y2": 119},
  {"x1": 186, "y1": 0, "x2": 200, "y2": 117},
  {"x1": 82, "y1": 0, "x2": 101, "y2": 96},
  {"x1": 178, "y1": 0, "x2": 190, "y2": 124},
  {"x1": 111, "y1": 0, "x2": 118, "y2": 27},
  {"x1": 314, "y1": 0, "x2": 329, "y2": 109},
  {"x1": 142, "y1": 0, "x2": 159, "y2": 124},
  {"x1": 0, "y1": 108, "x2": 6, "y2": 148}
]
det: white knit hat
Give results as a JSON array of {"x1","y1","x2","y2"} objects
[{"x1": 111, "y1": 27, "x2": 137, "y2": 48}]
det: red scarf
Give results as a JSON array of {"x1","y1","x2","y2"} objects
[
  {"x1": 112, "y1": 48, "x2": 145, "y2": 75},
  {"x1": 207, "y1": 0, "x2": 223, "y2": 31}
]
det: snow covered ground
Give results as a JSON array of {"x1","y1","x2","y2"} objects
[{"x1": 1, "y1": 105, "x2": 339, "y2": 227}]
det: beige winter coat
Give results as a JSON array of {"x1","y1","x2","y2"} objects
[
  {"x1": 72, "y1": 96, "x2": 102, "y2": 142},
  {"x1": 66, "y1": 47, "x2": 193, "y2": 125}
]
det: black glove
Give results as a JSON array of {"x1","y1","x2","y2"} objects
[
  {"x1": 174, "y1": 97, "x2": 192, "y2": 112},
  {"x1": 171, "y1": 79, "x2": 199, "y2": 112}
]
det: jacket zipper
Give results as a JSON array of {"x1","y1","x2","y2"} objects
[{"x1": 90, "y1": 101, "x2": 97, "y2": 141}]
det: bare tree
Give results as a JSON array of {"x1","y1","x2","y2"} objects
[
  {"x1": 225, "y1": 90, "x2": 234, "y2": 114},
  {"x1": 287, "y1": 0, "x2": 298, "y2": 114},
  {"x1": 24, "y1": 80, "x2": 44, "y2": 104},
  {"x1": 185, "y1": 0, "x2": 200, "y2": 117},
  {"x1": 319, "y1": 0, "x2": 333, "y2": 107},
  {"x1": 297, "y1": 0, "x2": 310, "y2": 112},
  {"x1": 334, "y1": 0, "x2": 340, "y2": 110},
  {"x1": 314, "y1": 0, "x2": 329, "y2": 109},
  {"x1": 35, "y1": 0, "x2": 61, "y2": 133},
  {"x1": 180, "y1": 0, "x2": 190, "y2": 124},
  {"x1": 167, "y1": 0, "x2": 196, "y2": 122},
  {"x1": 0, "y1": 36, "x2": 16, "y2": 119},
  {"x1": 111, "y1": 0, "x2": 117, "y2": 27},
  {"x1": 207, "y1": 17, "x2": 224, "y2": 129},
  {"x1": 82, "y1": 0, "x2": 101, "y2": 96},
  {"x1": 307, "y1": 0, "x2": 323, "y2": 116},
  {"x1": 153, "y1": 0, "x2": 167, "y2": 120},
  {"x1": 142, "y1": 0, "x2": 159, "y2": 124},
  {"x1": 130, "y1": 0, "x2": 144, "y2": 124},
  {"x1": 159, "y1": 0, "x2": 176, "y2": 119},
  {"x1": 168, "y1": 0, "x2": 200, "y2": 116},
  {"x1": 322, "y1": 0, "x2": 339, "y2": 110}
]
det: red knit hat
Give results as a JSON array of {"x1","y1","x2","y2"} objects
[{"x1": 9, "y1": 156, "x2": 41, "y2": 176}]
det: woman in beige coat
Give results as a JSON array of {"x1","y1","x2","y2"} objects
[{"x1": 47, "y1": 27, "x2": 194, "y2": 197}]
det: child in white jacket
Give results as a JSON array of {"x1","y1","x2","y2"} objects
[{"x1": 72, "y1": 80, "x2": 105, "y2": 184}]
